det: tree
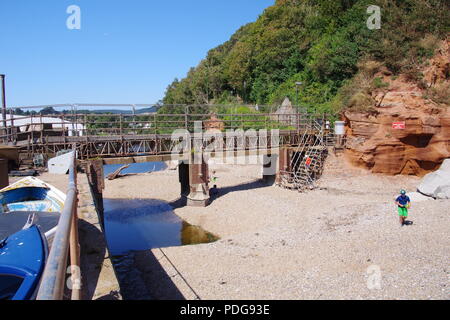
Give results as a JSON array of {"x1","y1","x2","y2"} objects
[{"x1": 40, "y1": 107, "x2": 59, "y2": 115}]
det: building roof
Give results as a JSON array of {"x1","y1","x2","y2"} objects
[{"x1": 0, "y1": 114, "x2": 84, "y2": 130}]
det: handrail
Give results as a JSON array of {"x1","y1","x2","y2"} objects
[{"x1": 36, "y1": 150, "x2": 81, "y2": 300}]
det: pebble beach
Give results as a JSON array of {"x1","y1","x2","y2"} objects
[{"x1": 99, "y1": 154, "x2": 450, "y2": 300}]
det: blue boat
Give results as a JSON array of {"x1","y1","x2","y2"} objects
[
  {"x1": 0, "y1": 177, "x2": 65, "y2": 241},
  {"x1": 0, "y1": 225, "x2": 48, "y2": 300}
]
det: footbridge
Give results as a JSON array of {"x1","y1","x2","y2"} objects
[{"x1": 1, "y1": 104, "x2": 335, "y2": 201}]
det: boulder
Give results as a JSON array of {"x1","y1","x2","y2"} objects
[
  {"x1": 417, "y1": 170, "x2": 450, "y2": 199},
  {"x1": 406, "y1": 192, "x2": 433, "y2": 202},
  {"x1": 435, "y1": 185, "x2": 450, "y2": 199},
  {"x1": 438, "y1": 159, "x2": 450, "y2": 172}
]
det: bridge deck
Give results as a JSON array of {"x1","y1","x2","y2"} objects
[{"x1": 11, "y1": 129, "x2": 327, "y2": 161}]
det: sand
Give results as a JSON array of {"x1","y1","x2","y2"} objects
[{"x1": 100, "y1": 153, "x2": 450, "y2": 300}]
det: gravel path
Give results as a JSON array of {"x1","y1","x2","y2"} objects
[{"x1": 102, "y1": 154, "x2": 449, "y2": 300}]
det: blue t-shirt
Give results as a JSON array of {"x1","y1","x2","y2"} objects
[{"x1": 396, "y1": 195, "x2": 410, "y2": 206}]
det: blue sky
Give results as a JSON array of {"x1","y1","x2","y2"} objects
[{"x1": 0, "y1": 0, "x2": 273, "y2": 107}]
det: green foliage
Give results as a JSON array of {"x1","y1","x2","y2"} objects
[
  {"x1": 162, "y1": 0, "x2": 450, "y2": 115},
  {"x1": 373, "y1": 77, "x2": 390, "y2": 89}
]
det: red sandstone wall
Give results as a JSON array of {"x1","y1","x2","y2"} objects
[{"x1": 343, "y1": 40, "x2": 450, "y2": 176}]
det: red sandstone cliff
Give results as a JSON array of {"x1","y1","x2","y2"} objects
[{"x1": 343, "y1": 39, "x2": 450, "y2": 176}]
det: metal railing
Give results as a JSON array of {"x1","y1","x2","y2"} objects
[
  {"x1": 36, "y1": 149, "x2": 81, "y2": 300},
  {"x1": 0, "y1": 104, "x2": 330, "y2": 160},
  {"x1": 0, "y1": 110, "x2": 328, "y2": 138}
]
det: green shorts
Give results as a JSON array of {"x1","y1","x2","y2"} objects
[{"x1": 398, "y1": 207, "x2": 408, "y2": 217}]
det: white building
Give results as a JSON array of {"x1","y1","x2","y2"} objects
[{"x1": 0, "y1": 114, "x2": 85, "y2": 137}]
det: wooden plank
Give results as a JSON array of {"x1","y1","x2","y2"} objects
[{"x1": 106, "y1": 165, "x2": 129, "y2": 180}]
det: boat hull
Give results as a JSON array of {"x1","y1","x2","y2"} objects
[
  {"x1": 0, "y1": 225, "x2": 48, "y2": 300},
  {"x1": 0, "y1": 177, "x2": 65, "y2": 240}
]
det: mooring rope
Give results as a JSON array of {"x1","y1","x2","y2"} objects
[{"x1": 158, "y1": 248, "x2": 202, "y2": 300}]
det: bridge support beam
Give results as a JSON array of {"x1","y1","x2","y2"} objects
[
  {"x1": 185, "y1": 154, "x2": 210, "y2": 207},
  {"x1": 262, "y1": 154, "x2": 278, "y2": 185},
  {"x1": 276, "y1": 148, "x2": 290, "y2": 185},
  {"x1": 179, "y1": 162, "x2": 190, "y2": 197}
]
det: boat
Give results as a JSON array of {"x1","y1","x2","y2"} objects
[
  {"x1": 0, "y1": 177, "x2": 65, "y2": 241},
  {"x1": 0, "y1": 224, "x2": 48, "y2": 300}
]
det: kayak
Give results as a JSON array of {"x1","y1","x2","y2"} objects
[
  {"x1": 0, "y1": 225, "x2": 48, "y2": 300},
  {"x1": 0, "y1": 177, "x2": 65, "y2": 240}
]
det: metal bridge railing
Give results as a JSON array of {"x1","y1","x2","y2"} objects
[
  {"x1": 36, "y1": 149, "x2": 81, "y2": 300},
  {"x1": 0, "y1": 104, "x2": 331, "y2": 161}
]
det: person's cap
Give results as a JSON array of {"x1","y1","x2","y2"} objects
[{"x1": 400, "y1": 189, "x2": 406, "y2": 195}]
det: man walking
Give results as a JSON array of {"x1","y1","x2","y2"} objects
[{"x1": 395, "y1": 190, "x2": 411, "y2": 226}]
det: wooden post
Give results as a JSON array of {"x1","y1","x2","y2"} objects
[
  {"x1": 84, "y1": 114, "x2": 88, "y2": 136},
  {"x1": 9, "y1": 109, "x2": 15, "y2": 143},
  {"x1": 119, "y1": 114, "x2": 123, "y2": 136},
  {"x1": 0, "y1": 158, "x2": 9, "y2": 189},
  {"x1": 69, "y1": 161, "x2": 82, "y2": 300},
  {"x1": 276, "y1": 148, "x2": 290, "y2": 185},
  {"x1": 40, "y1": 113, "x2": 43, "y2": 143},
  {"x1": 61, "y1": 114, "x2": 66, "y2": 140},
  {"x1": 30, "y1": 113, "x2": 35, "y2": 158}
]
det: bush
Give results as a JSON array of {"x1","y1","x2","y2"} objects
[
  {"x1": 373, "y1": 77, "x2": 390, "y2": 89},
  {"x1": 162, "y1": 0, "x2": 450, "y2": 116}
]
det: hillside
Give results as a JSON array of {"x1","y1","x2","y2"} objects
[{"x1": 162, "y1": 0, "x2": 449, "y2": 115}]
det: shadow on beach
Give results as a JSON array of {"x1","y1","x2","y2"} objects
[
  {"x1": 111, "y1": 250, "x2": 186, "y2": 300},
  {"x1": 78, "y1": 219, "x2": 107, "y2": 300}
]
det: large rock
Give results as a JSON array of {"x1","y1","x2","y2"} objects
[
  {"x1": 406, "y1": 192, "x2": 434, "y2": 202},
  {"x1": 417, "y1": 169, "x2": 450, "y2": 199},
  {"x1": 435, "y1": 185, "x2": 450, "y2": 199},
  {"x1": 438, "y1": 159, "x2": 450, "y2": 172},
  {"x1": 343, "y1": 40, "x2": 450, "y2": 176}
]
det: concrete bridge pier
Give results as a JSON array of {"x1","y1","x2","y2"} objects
[
  {"x1": 262, "y1": 153, "x2": 278, "y2": 185},
  {"x1": 178, "y1": 162, "x2": 190, "y2": 197},
  {"x1": 179, "y1": 154, "x2": 210, "y2": 207}
]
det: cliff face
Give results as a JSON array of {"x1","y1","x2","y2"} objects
[{"x1": 344, "y1": 40, "x2": 450, "y2": 176}]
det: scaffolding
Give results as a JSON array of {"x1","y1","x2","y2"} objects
[{"x1": 278, "y1": 119, "x2": 328, "y2": 192}]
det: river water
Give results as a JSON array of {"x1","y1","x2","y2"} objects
[
  {"x1": 103, "y1": 161, "x2": 167, "y2": 177},
  {"x1": 104, "y1": 198, "x2": 218, "y2": 256},
  {"x1": 102, "y1": 161, "x2": 219, "y2": 299}
]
